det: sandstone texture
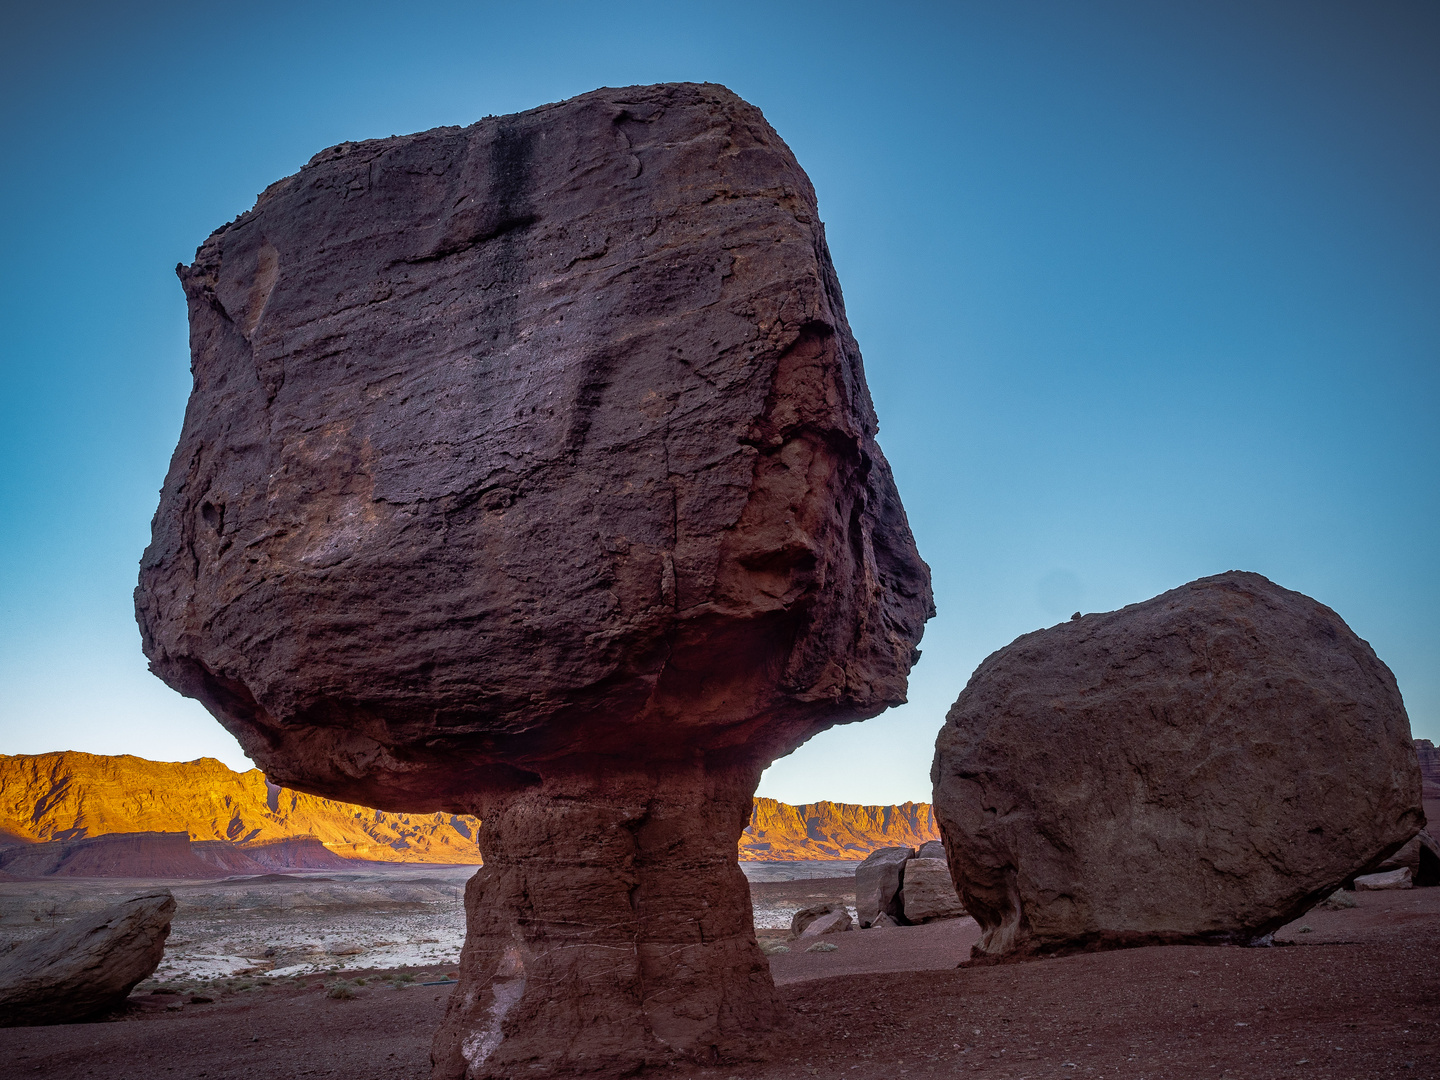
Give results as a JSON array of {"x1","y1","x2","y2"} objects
[
  {"x1": 0, "y1": 891, "x2": 174, "y2": 1026},
  {"x1": 901, "y1": 858, "x2": 966, "y2": 923},
  {"x1": 855, "y1": 846, "x2": 912, "y2": 928},
  {"x1": 136, "y1": 82, "x2": 931, "y2": 1076},
  {"x1": 932, "y1": 571, "x2": 1423, "y2": 961}
]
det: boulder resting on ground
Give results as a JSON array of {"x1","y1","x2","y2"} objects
[
  {"x1": 932, "y1": 571, "x2": 1423, "y2": 960},
  {"x1": 0, "y1": 891, "x2": 174, "y2": 1026},
  {"x1": 1355, "y1": 867, "x2": 1412, "y2": 890},
  {"x1": 855, "y1": 846, "x2": 913, "y2": 928},
  {"x1": 901, "y1": 857, "x2": 966, "y2": 923}
]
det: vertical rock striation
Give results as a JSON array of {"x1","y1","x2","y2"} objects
[
  {"x1": 932, "y1": 571, "x2": 1422, "y2": 961},
  {"x1": 136, "y1": 82, "x2": 932, "y2": 1075}
]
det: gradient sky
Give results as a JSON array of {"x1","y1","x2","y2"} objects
[{"x1": 1, "y1": 1, "x2": 1435, "y2": 805}]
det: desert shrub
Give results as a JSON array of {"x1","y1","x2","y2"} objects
[
  {"x1": 1319, "y1": 890, "x2": 1358, "y2": 910},
  {"x1": 327, "y1": 983, "x2": 356, "y2": 1000},
  {"x1": 757, "y1": 940, "x2": 790, "y2": 955},
  {"x1": 805, "y1": 942, "x2": 839, "y2": 954}
]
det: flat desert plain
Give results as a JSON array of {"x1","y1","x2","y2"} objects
[{"x1": 2, "y1": 861, "x2": 1437, "y2": 1079}]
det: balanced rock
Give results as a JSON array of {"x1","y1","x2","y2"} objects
[
  {"x1": 915, "y1": 839, "x2": 946, "y2": 860},
  {"x1": 932, "y1": 571, "x2": 1423, "y2": 960},
  {"x1": 901, "y1": 857, "x2": 965, "y2": 923},
  {"x1": 855, "y1": 845, "x2": 913, "y2": 927},
  {"x1": 0, "y1": 891, "x2": 174, "y2": 1026},
  {"x1": 136, "y1": 83, "x2": 931, "y2": 1076}
]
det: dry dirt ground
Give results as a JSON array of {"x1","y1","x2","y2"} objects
[{"x1": 4, "y1": 877, "x2": 1437, "y2": 1080}]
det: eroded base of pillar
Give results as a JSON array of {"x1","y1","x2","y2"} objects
[{"x1": 431, "y1": 758, "x2": 778, "y2": 1078}]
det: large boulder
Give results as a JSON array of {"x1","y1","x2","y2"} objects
[
  {"x1": 855, "y1": 846, "x2": 913, "y2": 927},
  {"x1": 932, "y1": 571, "x2": 1423, "y2": 960},
  {"x1": 135, "y1": 82, "x2": 931, "y2": 1076},
  {"x1": 0, "y1": 891, "x2": 174, "y2": 1026},
  {"x1": 901, "y1": 857, "x2": 965, "y2": 922}
]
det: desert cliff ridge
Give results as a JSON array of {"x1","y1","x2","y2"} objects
[{"x1": 0, "y1": 752, "x2": 938, "y2": 865}]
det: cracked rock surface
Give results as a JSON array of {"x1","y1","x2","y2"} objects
[
  {"x1": 136, "y1": 82, "x2": 931, "y2": 1076},
  {"x1": 931, "y1": 571, "x2": 1423, "y2": 962}
]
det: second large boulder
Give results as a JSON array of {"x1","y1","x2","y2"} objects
[
  {"x1": 0, "y1": 891, "x2": 174, "y2": 1026},
  {"x1": 932, "y1": 571, "x2": 1424, "y2": 960}
]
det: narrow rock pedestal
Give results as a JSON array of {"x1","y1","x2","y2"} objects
[{"x1": 433, "y1": 760, "x2": 776, "y2": 1077}]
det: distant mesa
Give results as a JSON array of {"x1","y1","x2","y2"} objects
[
  {"x1": 932, "y1": 571, "x2": 1426, "y2": 961},
  {"x1": 0, "y1": 752, "x2": 938, "y2": 876},
  {"x1": 0, "y1": 751, "x2": 483, "y2": 865}
]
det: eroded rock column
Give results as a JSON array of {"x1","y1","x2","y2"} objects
[{"x1": 433, "y1": 758, "x2": 774, "y2": 1076}]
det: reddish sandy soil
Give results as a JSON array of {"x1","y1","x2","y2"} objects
[{"x1": 5, "y1": 883, "x2": 1437, "y2": 1079}]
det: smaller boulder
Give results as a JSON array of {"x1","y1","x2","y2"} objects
[
  {"x1": 0, "y1": 891, "x2": 174, "y2": 1026},
  {"x1": 856, "y1": 846, "x2": 913, "y2": 928},
  {"x1": 869, "y1": 913, "x2": 901, "y2": 929},
  {"x1": 1355, "y1": 867, "x2": 1413, "y2": 891},
  {"x1": 902, "y1": 858, "x2": 966, "y2": 923},
  {"x1": 1372, "y1": 829, "x2": 1440, "y2": 887},
  {"x1": 915, "y1": 840, "x2": 946, "y2": 860},
  {"x1": 790, "y1": 902, "x2": 849, "y2": 937},
  {"x1": 798, "y1": 909, "x2": 853, "y2": 938}
]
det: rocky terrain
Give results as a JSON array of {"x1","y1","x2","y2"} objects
[{"x1": 3, "y1": 883, "x2": 1435, "y2": 1079}]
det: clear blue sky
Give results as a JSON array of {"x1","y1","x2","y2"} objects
[{"x1": 1, "y1": 1, "x2": 1435, "y2": 804}]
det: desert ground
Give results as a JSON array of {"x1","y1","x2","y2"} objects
[{"x1": 3, "y1": 856, "x2": 1437, "y2": 1080}]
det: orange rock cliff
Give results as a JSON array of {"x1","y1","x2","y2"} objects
[{"x1": 0, "y1": 752, "x2": 937, "y2": 862}]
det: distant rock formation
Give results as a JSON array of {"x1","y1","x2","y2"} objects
[
  {"x1": 742, "y1": 799, "x2": 939, "y2": 860},
  {"x1": 1416, "y1": 739, "x2": 1440, "y2": 799},
  {"x1": 0, "y1": 891, "x2": 174, "y2": 1026},
  {"x1": 0, "y1": 752, "x2": 481, "y2": 863},
  {"x1": 933, "y1": 571, "x2": 1424, "y2": 961},
  {"x1": 134, "y1": 82, "x2": 932, "y2": 1076},
  {"x1": 0, "y1": 830, "x2": 360, "y2": 879},
  {"x1": 1, "y1": 752, "x2": 936, "y2": 867}
]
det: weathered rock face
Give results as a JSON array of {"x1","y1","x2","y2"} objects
[
  {"x1": 901, "y1": 858, "x2": 966, "y2": 923},
  {"x1": 932, "y1": 571, "x2": 1423, "y2": 961},
  {"x1": 136, "y1": 82, "x2": 931, "y2": 1075},
  {"x1": 0, "y1": 891, "x2": 174, "y2": 1026},
  {"x1": 855, "y1": 846, "x2": 913, "y2": 927}
]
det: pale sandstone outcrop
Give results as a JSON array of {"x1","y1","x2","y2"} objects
[
  {"x1": 933, "y1": 571, "x2": 1422, "y2": 960},
  {"x1": 136, "y1": 82, "x2": 931, "y2": 1076}
]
